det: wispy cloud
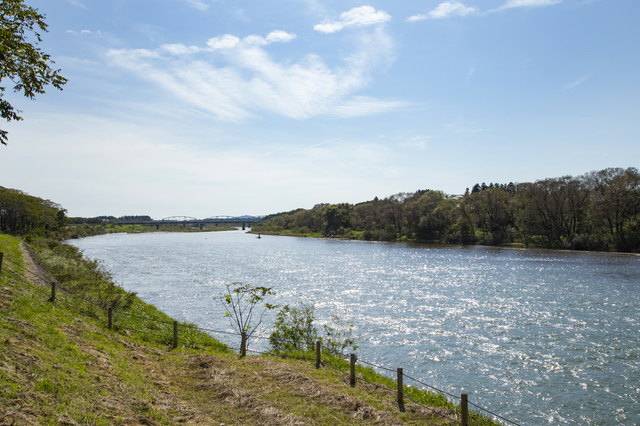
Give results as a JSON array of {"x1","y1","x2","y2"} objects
[
  {"x1": 136, "y1": 24, "x2": 164, "y2": 42},
  {"x1": 407, "y1": 1, "x2": 478, "y2": 21},
  {"x1": 66, "y1": 29, "x2": 104, "y2": 37},
  {"x1": 305, "y1": 137, "x2": 341, "y2": 149},
  {"x1": 563, "y1": 74, "x2": 591, "y2": 90},
  {"x1": 65, "y1": 0, "x2": 86, "y2": 8},
  {"x1": 498, "y1": 0, "x2": 562, "y2": 10},
  {"x1": 466, "y1": 66, "x2": 475, "y2": 82},
  {"x1": 402, "y1": 135, "x2": 432, "y2": 149},
  {"x1": 408, "y1": 0, "x2": 561, "y2": 21},
  {"x1": 185, "y1": 0, "x2": 213, "y2": 11},
  {"x1": 230, "y1": 8, "x2": 250, "y2": 23},
  {"x1": 332, "y1": 96, "x2": 408, "y2": 117},
  {"x1": 107, "y1": 24, "x2": 399, "y2": 122},
  {"x1": 314, "y1": 6, "x2": 391, "y2": 33}
]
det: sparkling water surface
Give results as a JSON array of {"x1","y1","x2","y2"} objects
[{"x1": 68, "y1": 230, "x2": 640, "y2": 425}]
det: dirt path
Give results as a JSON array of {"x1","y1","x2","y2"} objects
[{"x1": 18, "y1": 241, "x2": 50, "y2": 287}]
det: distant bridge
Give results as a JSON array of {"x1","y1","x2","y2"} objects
[{"x1": 113, "y1": 216, "x2": 263, "y2": 230}]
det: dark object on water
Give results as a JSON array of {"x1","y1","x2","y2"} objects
[{"x1": 258, "y1": 234, "x2": 261, "y2": 239}]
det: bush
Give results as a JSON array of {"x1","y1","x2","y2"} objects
[
  {"x1": 269, "y1": 303, "x2": 317, "y2": 353},
  {"x1": 269, "y1": 303, "x2": 359, "y2": 356}
]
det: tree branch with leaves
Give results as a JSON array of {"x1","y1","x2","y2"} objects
[
  {"x1": 1, "y1": 0, "x2": 67, "y2": 145},
  {"x1": 219, "y1": 282, "x2": 277, "y2": 349}
]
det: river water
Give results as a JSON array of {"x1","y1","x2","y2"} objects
[{"x1": 67, "y1": 229, "x2": 640, "y2": 425}]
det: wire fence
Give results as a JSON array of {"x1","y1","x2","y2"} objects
[{"x1": 1, "y1": 252, "x2": 522, "y2": 426}]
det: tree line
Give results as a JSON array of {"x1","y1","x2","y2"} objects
[
  {"x1": 253, "y1": 167, "x2": 640, "y2": 253},
  {"x1": 66, "y1": 215, "x2": 153, "y2": 225},
  {"x1": 0, "y1": 186, "x2": 66, "y2": 234}
]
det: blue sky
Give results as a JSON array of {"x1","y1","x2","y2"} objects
[{"x1": 1, "y1": 0, "x2": 638, "y2": 218}]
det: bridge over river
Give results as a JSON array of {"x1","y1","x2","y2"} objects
[{"x1": 113, "y1": 216, "x2": 263, "y2": 230}]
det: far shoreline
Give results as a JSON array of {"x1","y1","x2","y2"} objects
[{"x1": 247, "y1": 229, "x2": 640, "y2": 256}]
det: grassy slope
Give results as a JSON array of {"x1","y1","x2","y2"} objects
[{"x1": 0, "y1": 234, "x2": 499, "y2": 426}]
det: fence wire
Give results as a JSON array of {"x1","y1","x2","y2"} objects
[
  {"x1": 401, "y1": 372, "x2": 459, "y2": 399},
  {"x1": 357, "y1": 357, "x2": 397, "y2": 374},
  {"x1": 402, "y1": 393, "x2": 461, "y2": 424},
  {"x1": 468, "y1": 401, "x2": 523, "y2": 426},
  {"x1": 352, "y1": 369, "x2": 396, "y2": 395}
]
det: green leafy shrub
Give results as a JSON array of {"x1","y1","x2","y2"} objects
[{"x1": 269, "y1": 303, "x2": 359, "y2": 356}]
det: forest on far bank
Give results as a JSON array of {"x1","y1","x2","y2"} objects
[{"x1": 252, "y1": 167, "x2": 640, "y2": 253}]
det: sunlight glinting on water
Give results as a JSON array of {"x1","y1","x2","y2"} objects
[{"x1": 68, "y1": 230, "x2": 640, "y2": 425}]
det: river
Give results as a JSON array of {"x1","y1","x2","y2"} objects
[{"x1": 67, "y1": 229, "x2": 640, "y2": 425}]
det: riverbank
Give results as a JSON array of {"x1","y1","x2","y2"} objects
[
  {"x1": 59, "y1": 223, "x2": 238, "y2": 240},
  {"x1": 0, "y1": 233, "x2": 500, "y2": 425},
  {"x1": 249, "y1": 229, "x2": 532, "y2": 249}
]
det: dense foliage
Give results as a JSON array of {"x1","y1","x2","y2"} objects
[
  {"x1": 0, "y1": 186, "x2": 66, "y2": 234},
  {"x1": 269, "y1": 303, "x2": 359, "y2": 356},
  {"x1": 253, "y1": 167, "x2": 640, "y2": 252}
]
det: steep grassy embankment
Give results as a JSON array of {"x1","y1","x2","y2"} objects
[{"x1": 0, "y1": 234, "x2": 499, "y2": 425}]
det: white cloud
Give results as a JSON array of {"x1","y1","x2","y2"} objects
[
  {"x1": 407, "y1": 1, "x2": 478, "y2": 21},
  {"x1": 314, "y1": 6, "x2": 391, "y2": 33},
  {"x1": 241, "y1": 31, "x2": 296, "y2": 46},
  {"x1": 206, "y1": 35, "x2": 240, "y2": 49},
  {"x1": 186, "y1": 0, "x2": 212, "y2": 11},
  {"x1": 499, "y1": 0, "x2": 562, "y2": 9},
  {"x1": 564, "y1": 75, "x2": 591, "y2": 90},
  {"x1": 107, "y1": 28, "x2": 398, "y2": 122},
  {"x1": 66, "y1": 29, "x2": 104, "y2": 37},
  {"x1": 65, "y1": 0, "x2": 86, "y2": 8},
  {"x1": 161, "y1": 44, "x2": 202, "y2": 55},
  {"x1": 266, "y1": 30, "x2": 297, "y2": 44},
  {"x1": 408, "y1": 0, "x2": 561, "y2": 20},
  {"x1": 332, "y1": 96, "x2": 408, "y2": 117}
]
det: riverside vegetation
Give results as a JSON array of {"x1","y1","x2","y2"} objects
[
  {"x1": 0, "y1": 188, "x2": 502, "y2": 424},
  {"x1": 251, "y1": 167, "x2": 640, "y2": 253},
  {"x1": 0, "y1": 186, "x2": 235, "y2": 241}
]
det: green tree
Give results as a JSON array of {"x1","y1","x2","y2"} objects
[
  {"x1": 405, "y1": 190, "x2": 455, "y2": 241},
  {"x1": 514, "y1": 176, "x2": 590, "y2": 247},
  {"x1": 323, "y1": 203, "x2": 352, "y2": 235},
  {"x1": 0, "y1": 186, "x2": 66, "y2": 233},
  {"x1": 1, "y1": 0, "x2": 67, "y2": 145},
  {"x1": 587, "y1": 167, "x2": 640, "y2": 251},
  {"x1": 468, "y1": 188, "x2": 512, "y2": 244},
  {"x1": 219, "y1": 283, "x2": 277, "y2": 349}
]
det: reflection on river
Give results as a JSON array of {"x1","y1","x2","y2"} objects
[{"x1": 68, "y1": 229, "x2": 640, "y2": 425}]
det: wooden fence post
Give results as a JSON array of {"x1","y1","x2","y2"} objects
[
  {"x1": 240, "y1": 332, "x2": 247, "y2": 357},
  {"x1": 0, "y1": 252, "x2": 3, "y2": 273},
  {"x1": 397, "y1": 367, "x2": 405, "y2": 412},
  {"x1": 316, "y1": 341, "x2": 321, "y2": 369},
  {"x1": 173, "y1": 321, "x2": 178, "y2": 349},
  {"x1": 108, "y1": 307, "x2": 113, "y2": 330},
  {"x1": 350, "y1": 354, "x2": 356, "y2": 387},
  {"x1": 461, "y1": 393, "x2": 468, "y2": 426},
  {"x1": 50, "y1": 281, "x2": 56, "y2": 302}
]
